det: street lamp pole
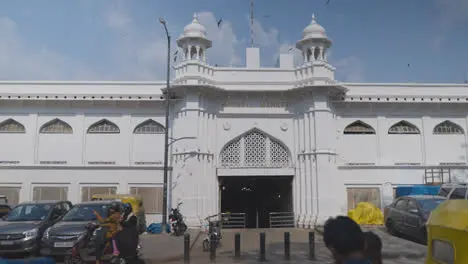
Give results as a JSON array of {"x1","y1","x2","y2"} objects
[{"x1": 159, "y1": 18, "x2": 171, "y2": 231}]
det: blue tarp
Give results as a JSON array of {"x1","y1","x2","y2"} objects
[
  {"x1": 395, "y1": 185, "x2": 440, "y2": 198},
  {"x1": 0, "y1": 258, "x2": 55, "y2": 264}
]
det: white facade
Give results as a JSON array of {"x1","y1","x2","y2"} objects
[{"x1": 1, "y1": 14, "x2": 468, "y2": 227}]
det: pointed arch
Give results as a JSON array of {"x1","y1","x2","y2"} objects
[
  {"x1": 0, "y1": 118, "x2": 25, "y2": 133},
  {"x1": 220, "y1": 128, "x2": 291, "y2": 168},
  {"x1": 40, "y1": 118, "x2": 72, "y2": 134},
  {"x1": 433, "y1": 120, "x2": 464, "y2": 135},
  {"x1": 343, "y1": 120, "x2": 375, "y2": 135},
  {"x1": 134, "y1": 119, "x2": 165, "y2": 134},
  {"x1": 87, "y1": 119, "x2": 120, "y2": 134},
  {"x1": 388, "y1": 120, "x2": 420, "y2": 135}
]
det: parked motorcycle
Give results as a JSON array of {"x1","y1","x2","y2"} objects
[
  {"x1": 202, "y1": 214, "x2": 222, "y2": 252},
  {"x1": 169, "y1": 202, "x2": 187, "y2": 236}
]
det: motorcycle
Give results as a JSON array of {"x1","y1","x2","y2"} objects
[
  {"x1": 202, "y1": 214, "x2": 223, "y2": 252},
  {"x1": 169, "y1": 202, "x2": 187, "y2": 236},
  {"x1": 64, "y1": 222, "x2": 141, "y2": 264}
]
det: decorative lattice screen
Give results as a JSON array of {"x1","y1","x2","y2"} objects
[{"x1": 220, "y1": 130, "x2": 290, "y2": 168}]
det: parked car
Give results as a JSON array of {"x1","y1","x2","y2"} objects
[
  {"x1": 384, "y1": 195, "x2": 446, "y2": 243},
  {"x1": 40, "y1": 200, "x2": 122, "y2": 257},
  {"x1": 0, "y1": 200, "x2": 72, "y2": 255},
  {"x1": 438, "y1": 183, "x2": 468, "y2": 199}
]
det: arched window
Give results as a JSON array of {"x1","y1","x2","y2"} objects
[
  {"x1": 388, "y1": 121, "x2": 420, "y2": 135},
  {"x1": 40, "y1": 119, "x2": 72, "y2": 134},
  {"x1": 433, "y1": 121, "x2": 464, "y2": 135},
  {"x1": 343, "y1": 121, "x2": 375, "y2": 135},
  {"x1": 0, "y1": 119, "x2": 25, "y2": 133},
  {"x1": 87, "y1": 119, "x2": 120, "y2": 134},
  {"x1": 220, "y1": 129, "x2": 291, "y2": 168},
  {"x1": 134, "y1": 119, "x2": 165, "y2": 134}
]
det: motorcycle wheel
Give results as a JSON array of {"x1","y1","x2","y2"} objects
[{"x1": 202, "y1": 239, "x2": 209, "y2": 252}]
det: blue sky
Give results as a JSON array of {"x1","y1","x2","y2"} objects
[{"x1": 0, "y1": 0, "x2": 466, "y2": 83}]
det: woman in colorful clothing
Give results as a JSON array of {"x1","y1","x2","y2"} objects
[{"x1": 93, "y1": 202, "x2": 122, "y2": 264}]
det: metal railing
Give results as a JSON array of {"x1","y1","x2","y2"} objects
[
  {"x1": 269, "y1": 212, "x2": 295, "y2": 228},
  {"x1": 221, "y1": 213, "x2": 246, "y2": 229}
]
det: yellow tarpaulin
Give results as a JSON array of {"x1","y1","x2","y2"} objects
[{"x1": 348, "y1": 202, "x2": 384, "y2": 225}]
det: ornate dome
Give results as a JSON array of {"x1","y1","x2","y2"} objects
[
  {"x1": 182, "y1": 13, "x2": 207, "y2": 39},
  {"x1": 302, "y1": 14, "x2": 327, "y2": 39}
]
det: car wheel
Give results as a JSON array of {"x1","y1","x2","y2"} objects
[
  {"x1": 386, "y1": 219, "x2": 396, "y2": 235},
  {"x1": 420, "y1": 227, "x2": 428, "y2": 244}
]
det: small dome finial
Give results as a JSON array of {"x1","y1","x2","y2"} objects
[
  {"x1": 312, "y1": 13, "x2": 316, "y2": 24},
  {"x1": 193, "y1": 13, "x2": 198, "y2": 21}
]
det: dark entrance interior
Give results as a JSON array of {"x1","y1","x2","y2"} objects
[{"x1": 220, "y1": 176, "x2": 293, "y2": 228}]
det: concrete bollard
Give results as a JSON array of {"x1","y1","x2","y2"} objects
[
  {"x1": 284, "y1": 232, "x2": 290, "y2": 260},
  {"x1": 234, "y1": 233, "x2": 241, "y2": 259},
  {"x1": 309, "y1": 231, "x2": 316, "y2": 260},
  {"x1": 184, "y1": 233, "x2": 190, "y2": 264},
  {"x1": 259, "y1": 232, "x2": 266, "y2": 262}
]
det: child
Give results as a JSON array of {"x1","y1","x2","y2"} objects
[
  {"x1": 364, "y1": 231, "x2": 383, "y2": 264},
  {"x1": 93, "y1": 203, "x2": 122, "y2": 262}
]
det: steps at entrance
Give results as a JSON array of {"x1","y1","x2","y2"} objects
[{"x1": 218, "y1": 228, "x2": 313, "y2": 254}]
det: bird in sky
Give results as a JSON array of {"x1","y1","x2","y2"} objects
[
  {"x1": 326, "y1": 0, "x2": 331, "y2": 4},
  {"x1": 217, "y1": 19, "x2": 223, "y2": 28},
  {"x1": 407, "y1": 63, "x2": 411, "y2": 68}
]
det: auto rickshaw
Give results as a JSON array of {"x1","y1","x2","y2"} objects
[
  {"x1": 425, "y1": 199, "x2": 468, "y2": 264},
  {"x1": 91, "y1": 194, "x2": 147, "y2": 233}
]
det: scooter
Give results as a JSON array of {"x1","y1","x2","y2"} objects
[
  {"x1": 169, "y1": 202, "x2": 187, "y2": 236},
  {"x1": 64, "y1": 222, "x2": 141, "y2": 264},
  {"x1": 202, "y1": 214, "x2": 222, "y2": 252}
]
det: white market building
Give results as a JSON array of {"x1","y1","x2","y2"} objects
[{"x1": 0, "y1": 14, "x2": 467, "y2": 227}]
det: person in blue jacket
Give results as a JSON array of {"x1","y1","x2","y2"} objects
[{"x1": 323, "y1": 216, "x2": 372, "y2": 264}]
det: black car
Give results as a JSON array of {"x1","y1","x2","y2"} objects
[
  {"x1": 384, "y1": 195, "x2": 446, "y2": 243},
  {"x1": 40, "y1": 200, "x2": 121, "y2": 257},
  {"x1": 0, "y1": 200, "x2": 72, "y2": 255}
]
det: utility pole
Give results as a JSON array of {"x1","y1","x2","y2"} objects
[
  {"x1": 250, "y1": 0, "x2": 254, "y2": 47},
  {"x1": 159, "y1": 18, "x2": 171, "y2": 232}
]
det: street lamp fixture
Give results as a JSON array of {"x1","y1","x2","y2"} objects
[{"x1": 160, "y1": 17, "x2": 171, "y2": 232}]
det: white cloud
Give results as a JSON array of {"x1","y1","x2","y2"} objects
[{"x1": 0, "y1": 17, "x2": 94, "y2": 80}]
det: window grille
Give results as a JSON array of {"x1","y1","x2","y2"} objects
[
  {"x1": 87, "y1": 119, "x2": 120, "y2": 134},
  {"x1": 40, "y1": 119, "x2": 73, "y2": 134},
  {"x1": 0, "y1": 161, "x2": 20, "y2": 164},
  {"x1": 347, "y1": 187, "x2": 381, "y2": 210},
  {"x1": 39, "y1": 161, "x2": 67, "y2": 165},
  {"x1": 433, "y1": 121, "x2": 464, "y2": 135},
  {"x1": 220, "y1": 130, "x2": 291, "y2": 168},
  {"x1": 343, "y1": 121, "x2": 375, "y2": 135},
  {"x1": 0, "y1": 119, "x2": 25, "y2": 133},
  {"x1": 0, "y1": 187, "x2": 20, "y2": 205},
  {"x1": 134, "y1": 119, "x2": 165, "y2": 134},
  {"x1": 33, "y1": 186, "x2": 68, "y2": 201},
  {"x1": 388, "y1": 121, "x2": 420, "y2": 134},
  {"x1": 88, "y1": 161, "x2": 116, "y2": 165},
  {"x1": 81, "y1": 186, "x2": 117, "y2": 202},
  {"x1": 130, "y1": 187, "x2": 162, "y2": 214}
]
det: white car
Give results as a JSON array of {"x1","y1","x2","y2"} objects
[{"x1": 438, "y1": 183, "x2": 468, "y2": 199}]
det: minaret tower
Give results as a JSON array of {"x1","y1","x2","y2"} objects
[
  {"x1": 176, "y1": 13, "x2": 212, "y2": 63},
  {"x1": 296, "y1": 14, "x2": 332, "y2": 63}
]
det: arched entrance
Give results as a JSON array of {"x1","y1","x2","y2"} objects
[{"x1": 219, "y1": 129, "x2": 294, "y2": 228}]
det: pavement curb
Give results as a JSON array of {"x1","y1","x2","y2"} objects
[{"x1": 314, "y1": 226, "x2": 425, "y2": 260}]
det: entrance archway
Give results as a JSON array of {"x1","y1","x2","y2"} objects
[{"x1": 218, "y1": 129, "x2": 294, "y2": 228}]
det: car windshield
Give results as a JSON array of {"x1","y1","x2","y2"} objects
[
  {"x1": 4, "y1": 204, "x2": 52, "y2": 221},
  {"x1": 61, "y1": 204, "x2": 110, "y2": 221},
  {"x1": 418, "y1": 199, "x2": 446, "y2": 211}
]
